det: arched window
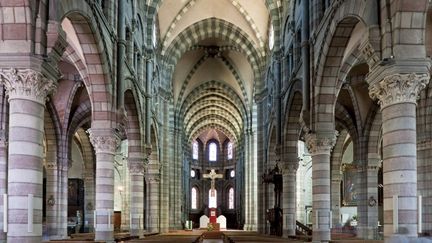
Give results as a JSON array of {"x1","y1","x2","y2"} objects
[
  {"x1": 191, "y1": 187, "x2": 198, "y2": 209},
  {"x1": 227, "y1": 142, "x2": 233, "y2": 160},
  {"x1": 209, "y1": 142, "x2": 217, "y2": 161},
  {"x1": 268, "y1": 24, "x2": 274, "y2": 50},
  {"x1": 228, "y1": 188, "x2": 234, "y2": 209},
  {"x1": 192, "y1": 141, "x2": 198, "y2": 160},
  {"x1": 209, "y1": 189, "x2": 217, "y2": 208}
]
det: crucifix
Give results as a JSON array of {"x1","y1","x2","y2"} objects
[{"x1": 203, "y1": 169, "x2": 223, "y2": 197}]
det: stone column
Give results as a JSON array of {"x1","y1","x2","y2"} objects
[
  {"x1": 147, "y1": 157, "x2": 160, "y2": 233},
  {"x1": 0, "y1": 68, "x2": 56, "y2": 243},
  {"x1": 57, "y1": 162, "x2": 68, "y2": 238},
  {"x1": 128, "y1": 160, "x2": 144, "y2": 237},
  {"x1": 88, "y1": 129, "x2": 120, "y2": 242},
  {"x1": 0, "y1": 130, "x2": 7, "y2": 243},
  {"x1": 330, "y1": 176, "x2": 341, "y2": 227},
  {"x1": 282, "y1": 163, "x2": 298, "y2": 237},
  {"x1": 305, "y1": 132, "x2": 337, "y2": 243},
  {"x1": 369, "y1": 73, "x2": 429, "y2": 239},
  {"x1": 45, "y1": 163, "x2": 59, "y2": 239},
  {"x1": 84, "y1": 171, "x2": 95, "y2": 232},
  {"x1": 362, "y1": 164, "x2": 379, "y2": 239}
]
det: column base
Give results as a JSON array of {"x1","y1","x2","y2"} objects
[
  {"x1": 312, "y1": 229, "x2": 330, "y2": 243},
  {"x1": 282, "y1": 229, "x2": 295, "y2": 238},
  {"x1": 7, "y1": 236, "x2": 42, "y2": 243},
  {"x1": 95, "y1": 230, "x2": 114, "y2": 242},
  {"x1": 357, "y1": 226, "x2": 381, "y2": 240}
]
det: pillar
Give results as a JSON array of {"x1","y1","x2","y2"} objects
[
  {"x1": 305, "y1": 132, "x2": 337, "y2": 243},
  {"x1": 57, "y1": 162, "x2": 68, "y2": 238},
  {"x1": 45, "y1": 163, "x2": 59, "y2": 239},
  {"x1": 369, "y1": 73, "x2": 429, "y2": 239},
  {"x1": 128, "y1": 160, "x2": 144, "y2": 237},
  {"x1": 0, "y1": 130, "x2": 7, "y2": 242},
  {"x1": 282, "y1": 163, "x2": 298, "y2": 237},
  {"x1": 88, "y1": 129, "x2": 120, "y2": 242},
  {"x1": 330, "y1": 178, "x2": 341, "y2": 227},
  {"x1": 84, "y1": 170, "x2": 95, "y2": 232},
  {"x1": 147, "y1": 173, "x2": 160, "y2": 233},
  {"x1": 0, "y1": 68, "x2": 56, "y2": 243}
]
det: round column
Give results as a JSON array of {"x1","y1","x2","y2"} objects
[
  {"x1": 128, "y1": 160, "x2": 144, "y2": 237},
  {"x1": 0, "y1": 68, "x2": 56, "y2": 243},
  {"x1": 88, "y1": 129, "x2": 120, "y2": 242},
  {"x1": 369, "y1": 73, "x2": 429, "y2": 239},
  {"x1": 305, "y1": 132, "x2": 337, "y2": 243},
  {"x1": 45, "y1": 163, "x2": 59, "y2": 239},
  {"x1": 282, "y1": 163, "x2": 298, "y2": 237},
  {"x1": 147, "y1": 172, "x2": 160, "y2": 233},
  {"x1": 0, "y1": 131, "x2": 7, "y2": 243}
]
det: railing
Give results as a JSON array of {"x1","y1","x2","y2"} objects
[{"x1": 296, "y1": 220, "x2": 312, "y2": 236}]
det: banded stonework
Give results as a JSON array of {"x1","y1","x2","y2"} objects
[{"x1": 305, "y1": 132, "x2": 337, "y2": 242}]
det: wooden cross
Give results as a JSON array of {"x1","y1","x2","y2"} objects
[{"x1": 203, "y1": 169, "x2": 223, "y2": 196}]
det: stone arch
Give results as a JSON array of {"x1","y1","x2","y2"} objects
[
  {"x1": 124, "y1": 90, "x2": 143, "y2": 161},
  {"x1": 163, "y1": 18, "x2": 264, "y2": 91},
  {"x1": 313, "y1": 1, "x2": 372, "y2": 130},
  {"x1": 282, "y1": 80, "x2": 302, "y2": 163},
  {"x1": 145, "y1": 0, "x2": 282, "y2": 50},
  {"x1": 55, "y1": 2, "x2": 114, "y2": 127}
]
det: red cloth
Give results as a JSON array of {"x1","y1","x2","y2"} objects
[{"x1": 209, "y1": 208, "x2": 217, "y2": 223}]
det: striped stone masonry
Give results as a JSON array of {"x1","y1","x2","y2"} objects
[
  {"x1": 305, "y1": 131, "x2": 337, "y2": 243},
  {"x1": 0, "y1": 68, "x2": 56, "y2": 243},
  {"x1": 128, "y1": 160, "x2": 145, "y2": 237},
  {"x1": 88, "y1": 129, "x2": 120, "y2": 242},
  {"x1": 369, "y1": 73, "x2": 430, "y2": 239},
  {"x1": 146, "y1": 162, "x2": 160, "y2": 234},
  {"x1": 0, "y1": 130, "x2": 7, "y2": 243},
  {"x1": 45, "y1": 162, "x2": 59, "y2": 239},
  {"x1": 282, "y1": 163, "x2": 298, "y2": 237}
]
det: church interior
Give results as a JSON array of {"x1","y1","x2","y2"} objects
[{"x1": 0, "y1": 0, "x2": 431, "y2": 242}]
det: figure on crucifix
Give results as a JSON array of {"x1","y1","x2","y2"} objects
[
  {"x1": 203, "y1": 169, "x2": 223, "y2": 198},
  {"x1": 203, "y1": 169, "x2": 224, "y2": 230}
]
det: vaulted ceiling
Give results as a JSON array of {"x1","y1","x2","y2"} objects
[{"x1": 149, "y1": 0, "x2": 285, "y2": 146}]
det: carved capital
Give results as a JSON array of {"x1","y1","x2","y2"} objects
[
  {"x1": 128, "y1": 162, "x2": 145, "y2": 175},
  {"x1": 146, "y1": 174, "x2": 160, "y2": 183},
  {"x1": 283, "y1": 163, "x2": 298, "y2": 174},
  {"x1": 304, "y1": 132, "x2": 337, "y2": 155},
  {"x1": 369, "y1": 73, "x2": 429, "y2": 108},
  {"x1": 88, "y1": 129, "x2": 120, "y2": 154},
  {"x1": 0, "y1": 68, "x2": 57, "y2": 104}
]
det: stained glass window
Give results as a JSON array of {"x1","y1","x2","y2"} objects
[
  {"x1": 191, "y1": 187, "x2": 197, "y2": 209},
  {"x1": 209, "y1": 189, "x2": 217, "y2": 208},
  {"x1": 209, "y1": 142, "x2": 217, "y2": 161},
  {"x1": 193, "y1": 141, "x2": 198, "y2": 160},
  {"x1": 227, "y1": 142, "x2": 233, "y2": 160},
  {"x1": 228, "y1": 188, "x2": 234, "y2": 209}
]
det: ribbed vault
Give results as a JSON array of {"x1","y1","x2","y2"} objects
[{"x1": 152, "y1": 0, "x2": 286, "y2": 149}]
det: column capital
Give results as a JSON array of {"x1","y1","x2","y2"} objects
[
  {"x1": 0, "y1": 68, "x2": 57, "y2": 104},
  {"x1": 128, "y1": 161, "x2": 145, "y2": 175},
  {"x1": 304, "y1": 131, "x2": 338, "y2": 155},
  {"x1": 88, "y1": 129, "x2": 121, "y2": 154},
  {"x1": 282, "y1": 163, "x2": 298, "y2": 174},
  {"x1": 369, "y1": 73, "x2": 429, "y2": 108},
  {"x1": 146, "y1": 174, "x2": 160, "y2": 183}
]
